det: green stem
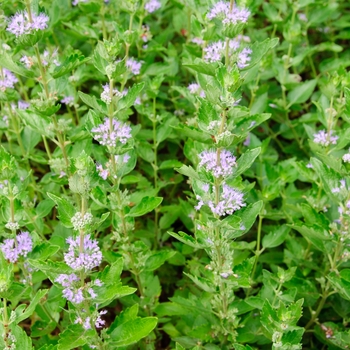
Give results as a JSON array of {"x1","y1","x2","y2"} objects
[{"x1": 251, "y1": 213, "x2": 263, "y2": 281}]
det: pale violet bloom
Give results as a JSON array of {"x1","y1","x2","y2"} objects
[
  {"x1": 71, "y1": 212, "x2": 93, "y2": 231},
  {"x1": 207, "y1": 1, "x2": 250, "y2": 25},
  {"x1": 61, "y1": 96, "x2": 75, "y2": 105},
  {"x1": 96, "y1": 163, "x2": 109, "y2": 180},
  {"x1": 195, "y1": 183, "x2": 245, "y2": 216},
  {"x1": 192, "y1": 37, "x2": 204, "y2": 45},
  {"x1": 64, "y1": 234, "x2": 102, "y2": 271},
  {"x1": 237, "y1": 47, "x2": 252, "y2": 68},
  {"x1": 198, "y1": 149, "x2": 237, "y2": 177},
  {"x1": 100, "y1": 83, "x2": 122, "y2": 104},
  {"x1": 91, "y1": 117, "x2": 132, "y2": 147},
  {"x1": 188, "y1": 83, "x2": 205, "y2": 97},
  {"x1": 313, "y1": 130, "x2": 338, "y2": 146},
  {"x1": 145, "y1": 0, "x2": 161, "y2": 13},
  {"x1": 342, "y1": 150, "x2": 350, "y2": 163},
  {"x1": 0, "y1": 69, "x2": 18, "y2": 91},
  {"x1": 1, "y1": 231, "x2": 33, "y2": 263},
  {"x1": 7, "y1": 11, "x2": 49, "y2": 37},
  {"x1": 126, "y1": 58, "x2": 142, "y2": 75}
]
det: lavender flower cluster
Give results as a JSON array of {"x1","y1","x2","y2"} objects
[
  {"x1": 126, "y1": 58, "x2": 143, "y2": 75},
  {"x1": 198, "y1": 149, "x2": 236, "y2": 178},
  {"x1": 100, "y1": 83, "x2": 122, "y2": 104},
  {"x1": 91, "y1": 117, "x2": 132, "y2": 147},
  {"x1": 207, "y1": 1, "x2": 250, "y2": 25},
  {"x1": 0, "y1": 69, "x2": 18, "y2": 91},
  {"x1": 313, "y1": 130, "x2": 338, "y2": 146},
  {"x1": 145, "y1": 0, "x2": 161, "y2": 13},
  {"x1": 195, "y1": 183, "x2": 245, "y2": 216},
  {"x1": 188, "y1": 83, "x2": 206, "y2": 98},
  {"x1": 204, "y1": 37, "x2": 252, "y2": 68},
  {"x1": 1, "y1": 231, "x2": 33, "y2": 263},
  {"x1": 64, "y1": 235, "x2": 102, "y2": 271},
  {"x1": 7, "y1": 11, "x2": 49, "y2": 37}
]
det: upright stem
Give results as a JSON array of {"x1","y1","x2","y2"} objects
[
  {"x1": 152, "y1": 98, "x2": 160, "y2": 248},
  {"x1": 251, "y1": 213, "x2": 263, "y2": 281}
]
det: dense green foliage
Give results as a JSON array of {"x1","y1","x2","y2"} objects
[{"x1": 1, "y1": 0, "x2": 350, "y2": 349}]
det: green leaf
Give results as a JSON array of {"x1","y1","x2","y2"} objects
[
  {"x1": 232, "y1": 147, "x2": 261, "y2": 178},
  {"x1": 118, "y1": 82, "x2": 145, "y2": 111},
  {"x1": 47, "y1": 193, "x2": 75, "y2": 227},
  {"x1": 94, "y1": 283, "x2": 136, "y2": 307},
  {"x1": 183, "y1": 57, "x2": 219, "y2": 76},
  {"x1": 198, "y1": 99, "x2": 219, "y2": 131},
  {"x1": 175, "y1": 165, "x2": 200, "y2": 180},
  {"x1": 287, "y1": 80, "x2": 317, "y2": 107},
  {"x1": 328, "y1": 270, "x2": 350, "y2": 301},
  {"x1": 78, "y1": 91, "x2": 107, "y2": 114},
  {"x1": 52, "y1": 54, "x2": 91, "y2": 78},
  {"x1": 126, "y1": 196, "x2": 163, "y2": 217},
  {"x1": 228, "y1": 201, "x2": 263, "y2": 238},
  {"x1": 0, "y1": 52, "x2": 34, "y2": 78},
  {"x1": 11, "y1": 325, "x2": 33, "y2": 349},
  {"x1": 15, "y1": 289, "x2": 48, "y2": 324},
  {"x1": 144, "y1": 250, "x2": 176, "y2": 271},
  {"x1": 173, "y1": 124, "x2": 212, "y2": 143},
  {"x1": 109, "y1": 317, "x2": 158, "y2": 347},
  {"x1": 183, "y1": 273, "x2": 215, "y2": 292},
  {"x1": 18, "y1": 110, "x2": 53, "y2": 138},
  {"x1": 262, "y1": 225, "x2": 290, "y2": 248},
  {"x1": 159, "y1": 159, "x2": 183, "y2": 169},
  {"x1": 311, "y1": 157, "x2": 343, "y2": 201},
  {"x1": 58, "y1": 324, "x2": 94, "y2": 350},
  {"x1": 108, "y1": 304, "x2": 139, "y2": 334},
  {"x1": 168, "y1": 231, "x2": 204, "y2": 249}
]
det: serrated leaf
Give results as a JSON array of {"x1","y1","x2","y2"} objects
[
  {"x1": 262, "y1": 225, "x2": 290, "y2": 248},
  {"x1": 287, "y1": 79, "x2": 317, "y2": 107},
  {"x1": 47, "y1": 192, "x2": 75, "y2": 227},
  {"x1": 126, "y1": 196, "x2": 163, "y2": 217},
  {"x1": 0, "y1": 52, "x2": 34, "y2": 78},
  {"x1": 78, "y1": 91, "x2": 107, "y2": 114},
  {"x1": 52, "y1": 54, "x2": 91, "y2": 78},
  {"x1": 58, "y1": 324, "x2": 94, "y2": 350},
  {"x1": 118, "y1": 83, "x2": 145, "y2": 111},
  {"x1": 109, "y1": 317, "x2": 158, "y2": 347},
  {"x1": 15, "y1": 289, "x2": 48, "y2": 324},
  {"x1": 232, "y1": 147, "x2": 261, "y2": 178},
  {"x1": 144, "y1": 250, "x2": 176, "y2": 271}
]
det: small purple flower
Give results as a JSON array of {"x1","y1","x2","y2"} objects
[
  {"x1": 192, "y1": 37, "x2": 204, "y2": 45},
  {"x1": 1, "y1": 231, "x2": 33, "y2": 263},
  {"x1": 195, "y1": 183, "x2": 245, "y2": 216},
  {"x1": 237, "y1": 47, "x2": 252, "y2": 69},
  {"x1": 0, "y1": 69, "x2": 18, "y2": 91},
  {"x1": 95, "y1": 310, "x2": 107, "y2": 328},
  {"x1": 64, "y1": 234, "x2": 102, "y2": 271},
  {"x1": 91, "y1": 117, "x2": 132, "y2": 147},
  {"x1": 96, "y1": 164, "x2": 109, "y2": 180},
  {"x1": 20, "y1": 55, "x2": 33, "y2": 69},
  {"x1": 208, "y1": 183, "x2": 245, "y2": 216},
  {"x1": 18, "y1": 101, "x2": 30, "y2": 110},
  {"x1": 204, "y1": 41, "x2": 225, "y2": 62},
  {"x1": 313, "y1": 130, "x2": 338, "y2": 146},
  {"x1": 145, "y1": 0, "x2": 161, "y2": 13},
  {"x1": 56, "y1": 273, "x2": 79, "y2": 287},
  {"x1": 61, "y1": 96, "x2": 74, "y2": 105},
  {"x1": 188, "y1": 83, "x2": 206, "y2": 98},
  {"x1": 7, "y1": 11, "x2": 49, "y2": 37},
  {"x1": 100, "y1": 83, "x2": 122, "y2": 104},
  {"x1": 126, "y1": 58, "x2": 142, "y2": 75},
  {"x1": 343, "y1": 150, "x2": 350, "y2": 163},
  {"x1": 198, "y1": 149, "x2": 237, "y2": 178},
  {"x1": 207, "y1": 1, "x2": 250, "y2": 25}
]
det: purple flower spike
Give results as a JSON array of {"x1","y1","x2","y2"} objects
[
  {"x1": 1, "y1": 231, "x2": 33, "y2": 263},
  {"x1": 64, "y1": 234, "x2": 102, "y2": 271}
]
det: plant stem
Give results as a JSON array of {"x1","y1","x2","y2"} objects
[{"x1": 251, "y1": 213, "x2": 263, "y2": 281}]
